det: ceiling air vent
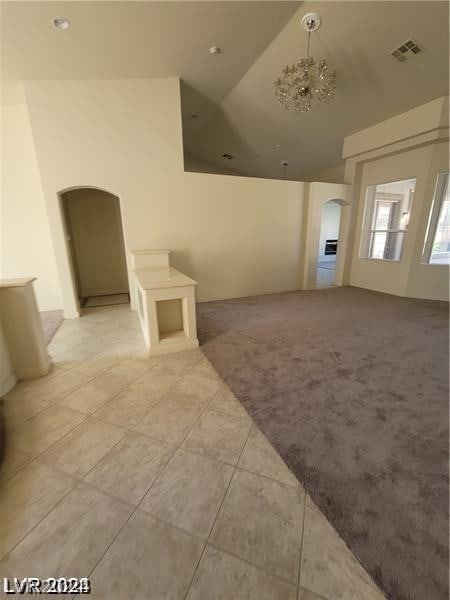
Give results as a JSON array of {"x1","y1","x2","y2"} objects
[
  {"x1": 222, "y1": 153, "x2": 234, "y2": 160},
  {"x1": 391, "y1": 39, "x2": 423, "y2": 62}
]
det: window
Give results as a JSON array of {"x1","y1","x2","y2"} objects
[
  {"x1": 423, "y1": 172, "x2": 450, "y2": 265},
  {"x1": 360, "y1": 178, "x2": 416, "y2": 261}
]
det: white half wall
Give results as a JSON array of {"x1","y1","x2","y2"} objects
[
  {"x1": 0, "y1": 319, "x2": 16, "y2": 396},
  {"x1": 23, "y1": 78, "x2": 305, "y2": 317},
  {"x1": 1, "y1": 104, "x2": 62, "y2": 311}
]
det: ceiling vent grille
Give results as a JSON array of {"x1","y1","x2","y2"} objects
[
  {"x1": 222, "y1": 153, "x2": 234, "y2": 160},
  {"x1": 391, "y1": 39, "x2": 423, "y2": 62}
]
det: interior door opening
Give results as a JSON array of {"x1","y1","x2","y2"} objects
[
  {"x1": 61, "y1": 188, "x2": 129, "y2": 309},
  {"x1": 316, "y1": 200, "x2": 342, "y2": 289}
]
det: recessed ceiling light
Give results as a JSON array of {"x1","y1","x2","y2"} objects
[
  {"x1": 209, "y1": 46, "x2": 221, "y2": 55},
  {"x1": 52, "y1": 18, "x2": 70, "y2": 30}
]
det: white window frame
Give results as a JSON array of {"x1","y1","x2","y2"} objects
[
  {"x1": 422, "y1": 172, "x2": 450, "y2": 265},
  {"x1": 360, "y1": 178, "x2": 416, "y2": 262}
]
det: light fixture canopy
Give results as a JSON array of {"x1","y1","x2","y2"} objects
[
  {"x1": 274, "y1": 12, "x2": 336, "y2": 114},
  {"x1": 52, "y1": 17, "x2": 70, "y2": 30}
]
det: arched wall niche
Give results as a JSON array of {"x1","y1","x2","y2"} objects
[
  {"x1": 57, "y1": 185, "x2": 131, "y2": 317},
  {"x1": 300, "y1": 183, "x2": 353, "y2": 290}
]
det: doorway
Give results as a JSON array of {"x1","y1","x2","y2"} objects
[
  {"x1": 61, "y1": 188, "x2": 129, "y2": 308},
  {"x1": 316, "y1": 200, "x2": 341, "y2": 288}
]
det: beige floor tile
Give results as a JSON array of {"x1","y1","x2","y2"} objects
[
  {"x1": 0, "y1": 484, "x2": 132, "y2": 578},
  {"x1": 70, "y1": 351, "x2": 123, "y2": 378},
  {"x1": 210, "y1": 469, "x2": 305, "y2": 583},
  {"x1": 84, "y1": 433, "x2": 173, "y2": 505},
  {"x1": 47, "y1": 338, "x2": 81, "y2": 358},
  {"x1": 108, "y1": 337, "x2": 147, "y2": 357},
  {"x1": 39, "y1": 418, "x2": 126, "y2": 478},
  {"x1": 208, "y1": 384, "x2": 250, "y2": 419},
  {"x1": 238, "y1": 426, "x2": 299, "y2": 487},
  {"x1": 52, "y1": 345, "x2": 100, "y2": 369},
  {"x1": 0, "y1": 462, "x2": 75, "y2": 559},
  {"x1": 190, "y1": 358, "x2": 222, "y2": 381},
  {"x1": 134, "y1": 396, "x2": 204, "y2": 446},
  {"x1": 48, "y1": 330, "x2": 95, "y2": 357},
  {"x1": 187, "y1": 545, "x2": 297, "y2": 600},
  {"x1": 298, "y1": 588, "x2": 328, "y2": 600},
  {"x1": 0, "y1": 445, "x2": 33, "y2": 483},
  {"x1": 6, "y1": 369, "x2": 92, "y2": 405},
  {"x1": 127, "y1": 362, "x2": 182, "y2": 398},
  {"x1": 104, "y1": 357, "x2": 152, "y2": 382},
  {"x1": 58, "y1": 372, "x2": 129, "y2": 414},
  {"x1": 3, "y1": 393, "x2": 57, "y2": 429},
  {"x1": 93, "y1": 385, "x2": 161, "y2": 429},
  {"x1": 164, "y1": 373, "x2": 220, "y2": 409},
  {"x1": 300, "y1": 497, "x2": 385, "y2": 600},
  {"x1": 51, "y1": 321, "x2": 86, "y2": 340},
  {"x1": 141, "y1": 449, "x2": 233, "y2": 538},
  {"x1": 158, "y1": 349, "x2": 203, "y2": 375},
  {"x1": 182, "y1": 409, "x2": 251, "y2": 465},
  {"x1": 89, "y1": 510, "x2": 204, "y2": 600},
  {"x1": 10, "y1": 405, "x2": 86, "y2": 457}
]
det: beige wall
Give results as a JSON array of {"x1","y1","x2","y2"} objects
[
  {"x1": 344, "y1": 97, "x2": 449, "y2": 301},
  {"x1": 7, "y1": 78, "x2": 445, "y2": 316},
  {"x1": 350, "y1": 146, "x2": 434, "y2": 296},
  {"x1": 405, "y1": 141, "x2": 450, "y2": 300},
  {"x1": 63, "y1": 188, "x2": 129, "y2": 298},
  {"x1": 23, "y1": 78, "x2": 304, "y2": 317},
  {"x1": 1, "y1": 104, "x2": 62, "y2": 311}
]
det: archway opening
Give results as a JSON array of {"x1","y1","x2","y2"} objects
[
  {"x1": 60, "y1": 188, "x2": 129, "y2": 309},
  {"x1": 316, "y1": 200, "x2": 342, "y2": 288}
]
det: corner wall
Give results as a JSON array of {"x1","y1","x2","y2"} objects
[
  {"x1": 343, "y1": 97, "x2": 449, "y2": 301},
  {"x1": 23, "y1": 78, "x2": 304, "y2": 317},
  {"x1": 1, "y1": 104, "x2": 62, "y2": 311}
]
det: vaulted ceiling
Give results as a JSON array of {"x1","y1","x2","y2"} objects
[
  {"x1": 2, "y1": 1, "x2": 449, "y2": 181},
  {"x1": 184, "y1": 1, "x2": 450, "y2": 180},
  {"x1": 1, "y1": 1, "x2": 299, "y2": 104}
]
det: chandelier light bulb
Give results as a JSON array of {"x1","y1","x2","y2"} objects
[{"x1": 274, "y1": 13, "x2": 337, "y2": 114}]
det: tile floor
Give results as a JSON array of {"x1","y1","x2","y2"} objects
[
  {"x1": 316, "y1": 260, "x2": 336, "y2": 289},
  {"x1": 0, "y1": 304, "x2": 385, "y2": 599}
]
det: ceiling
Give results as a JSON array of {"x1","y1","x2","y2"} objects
[
  {"x1": 1, "y1": 1, "x2": 299, "y2": 104},
  {"x1": 2, "y1": 1, "x2": 449, "y2": 181},
  {"x1": 185, "y1": 1, "x2": 450, "y2": 180}
]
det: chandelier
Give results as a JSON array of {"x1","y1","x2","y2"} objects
[{"x1": 274, "y1": 13, "x2": 337, "y2": 113}]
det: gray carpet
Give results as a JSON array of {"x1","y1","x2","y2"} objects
[{"x1": 197, "y1": 286, "x2": 449, "y2": 600}]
